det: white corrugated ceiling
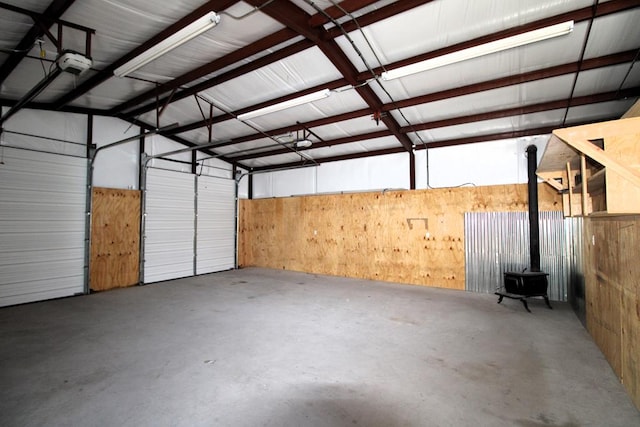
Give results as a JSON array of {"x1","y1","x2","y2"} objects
[{"x1": 0, "y1": 0, "x2": 638, "y2": 170}]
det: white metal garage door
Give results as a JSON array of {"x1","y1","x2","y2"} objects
[
  {"x1": 143, "y1": 168, "x2": 195, "y2": 283},
  {"x1": 143, "y1": 168, "x2": 236, "y2": 283},
  {"x1": 0, "y1": 147, "x2": 87, "y2": 307},
  {"x1": 196, "y1": 175, "x2": 235, "y2": 275}
]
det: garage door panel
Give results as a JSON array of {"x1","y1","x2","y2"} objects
[
  {"x1": 143, "y1": 169, "x2": 236, "y2": 282},
  {"x1": 0, "y1": 187, "x2": 86, "y2": 204},
  {"x1": 0, "y1": 221, "x2": 84, "y2": 233},
  {"x1": 0, "y1": 148, "x2": 86, "y2": 307},
  {"x1": 1, "y1": 202, "x2": 86, "y2": 221},
  {"x1": 0, "y1": 153, "x2": 87, "y2": 177},
  {"x1": 143, "y1": 169, "x2": 195, "y2": 283},
  {"x1": 196, "y1": 176, "x2": 235, "y2": 275},
  {"x1": 1, "y1": 258, "x2": 85, "y2": 284},
  {"x1": 144, "y1": 218, "x2": 193, "y2": 229},
  {"x1": 0, "y1": 232, "x2": 85, "y2": 252},
  {"x1": 0, "y1": 277, "x2": 84, "y2": 307}
]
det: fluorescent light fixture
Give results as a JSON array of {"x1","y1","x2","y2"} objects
[
  {"x1": 114, "y1": 11, "x2": 221, "y2": 77},
  {"x1": 237, "y1": 89, "x2": 331, "y2": 121},
  {"x1": 381, "y1": 20, "x2": 574, "y2": 81}
]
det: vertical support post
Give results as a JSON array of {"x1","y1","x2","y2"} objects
[
  {"x1": 193, "y1": 175, "x2": 198, "y2": 276},
  {"x1": 409, "y1": 150, "x2": 416, "y2": 190},
  {"x1": 84, "y1": 114, "x2": 95, "y2": 294},
  {"x1": 248, "y1": 170, "x2": 254, "y2": 200},
  {"x1": 580, "y1": 154, "x2": 588, "y2": 216},
  {"x1": 234, "y1": 173, "x2": 240, "y2": 269},
  {"x1": 57, "y1": 24, "x2": 63, "y2": 55},
  {"x1": 566, "y1": 162, "x2": 573, "y2": 217},
  {"x1": 192, "y1": 150, "x2": 197, "y2": 175},
  {"x1": 139, "y1": 155, "x2": 149, "y2": 285},
  {"x1": 138, "y1": 126, "x2": 145, "y2": 190},
  {"x1": 208, "y1": 104, "x2": 214, "y2": 143},
  {"x1": 85, "y1": 31, "x2": 92, "y2": 57}
]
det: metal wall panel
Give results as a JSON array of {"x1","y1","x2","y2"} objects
[
  {"x1": 0, "y1": 147, "x2": 86, "y2": 307},
  {"x1": 196, "y1": 175, "x2": 235, "y2": 275},
  {"x1": 143, "y1": 168, "x2": 195, "y2": 283},
  {"x1": 464, "y1": 211, "x2": 570, "y2": 301},
  {"x1": 565, "y1": 217, "x2": 585, "y2": 324}
]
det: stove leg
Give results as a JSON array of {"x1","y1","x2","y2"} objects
[
  {"x1": 497, "y1": 295, "x2": 504, "y2": 304},
  {"x1": 521, "y1": 298, "x2": 531, "y2": 313},
  {"x1": 544, "y1": 295, "x2": 553, "y2": 309}
]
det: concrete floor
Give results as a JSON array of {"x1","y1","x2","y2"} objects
[{"x1": 1, "y1": 268, "x2": 638, "y2": 427}]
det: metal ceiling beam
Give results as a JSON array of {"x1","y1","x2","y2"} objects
[
  {"x1": 325, "y1": 0, "x2": 436, "y2": 38},
  {"x1": 399, "y1": 87, "x2": 640, "y2": 134},
  {"x1": 0, "y1": 97, "x2": 107, "y2": 116},
  {"x1": 0, "y1": 0, "x2": 76, "y2": 85},
  {"x1": 173, "y1": 107, "x2": 373, "y2": 152},
  {"x1": 130, "y1": 118, "x2": 239, "y2": 168},
  {"x1": 357, "y1": 0, "x2": 640, "y2": 82},
  {"x1": 162, "y1": 49, "x2": 636, "y2": 149},
  {"x1": 113, "y1": 27, "x2": 299, "y2": 115},
  {"x1": 229, "y1": 129, "x2": 393, "y2": 161},
  {"x1": 142, "y1": 79, "x2": 347, "y2": 136},
  {"x1": 252, "y1": 146, "x2": 407, "y2": 172},
  {"x1": 120, "y1": 39, "x2": 315, "y2": 119},
  {"x1": 413, "y1": 127, "x2": 559, "y2": 150},
  {"x1": 308, "y1": 0, "x2": 381, "y2": 27},
  {"x1": 251, "y1": 112, "x2": 626, "y2": 172},
  {"x1": 245, "y1": 0, "x2": 413, "y2": 152},
  {"x1": 111, "y1": 0, "x2": 434, "y2": 118},
  {"x1": 0, "y1": 67, "x2": 63, "y2": 125},
  {"x1": 382, "y1": 50, "x2": 638, "y2": 112},
  {"x1": 223, "y1": 87, "x2": 639, "y2": 162},
  {"x1": 51, "y1": 0, "x2": 240, "y2": 109},
  {"x1": 124, "y1": 2, "x2": 637, "y2": 141}
]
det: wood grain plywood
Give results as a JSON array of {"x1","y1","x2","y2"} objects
[
  {"x1": 585, "y1": 216, "x2": 640, "y2": 410},
  {"x1": 239, "y1": 183, "x2": 561, "y2": 290},
  {"x1": 90, "y1": 187, "x2": 141, "y2": 291},
  {"x1": 603, "y1": 133, "x2": 640, "y2": 214},
  {"x1": 622, "y1": 99, "x2": 640, "y2": 119},
  {"x1": 619, "y1": 219, "x2": 640, "y2": 409}
]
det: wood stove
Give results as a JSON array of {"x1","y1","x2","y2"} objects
[
  {"x1": 495, "y1": 145, "x2": 553, "y2": 312},
  {"x1": 498, "y1": 271, "x2": 552, "y2": 312}
]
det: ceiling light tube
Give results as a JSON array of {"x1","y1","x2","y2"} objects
[
  {"x1": 237, "y1": 89, "x2": 332, "y2": 121},
  {"x1": 381, "y1": 20, "x2": 574, "y2": 81},
  {"x1": 114, "y1": 11, "x2": 221, "y2": 78}
]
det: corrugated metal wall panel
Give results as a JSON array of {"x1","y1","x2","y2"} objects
[
  {"x1": 196, "y1": 175, "x2": 235, "y2": 275},
  {"x1": 0, "y1": 147, "x2": 86, "y2": 307},
  {"x1": 464, "y1": 211, "x2": 569, "y2": 301},
  {"x1": 143, "y1": 168, "x2": 195, "y2": 283},
  {"x1": 566, "y1": 217, "x2": 585, "y2": 324}
]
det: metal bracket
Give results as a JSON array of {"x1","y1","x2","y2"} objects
[{"x1": 406, "y1": 217, "x2": 428, "y2": 230}]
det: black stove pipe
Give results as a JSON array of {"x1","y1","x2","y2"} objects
[{"x1": 527, "y1": 145, "x2": 541, "y2": 272}]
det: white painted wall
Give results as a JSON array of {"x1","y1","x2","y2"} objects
[
  {"x1": 3, "y1": 109, "x2": 550, "y2": 198},
  {"x1": 251, "y1": 136, "x2": 549, "y2": 198},
  {"x1": 253, "y1": 152, "x2": 411, "y2": 198},
  {"x1": 145, "y1": 134, "x2": 192, "y2": 173},
  {"x1": 414, "y1": 135, "x2": 550, "y2": 189},
  {"x1": 93, "y1": 116, "x2": 139, "y2": 189}
]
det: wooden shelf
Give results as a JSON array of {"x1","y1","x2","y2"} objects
[
  {"x1": 537, "y1": 116, "x2": 640, "y2": 217},
  {"x1": 573, "y1": 168, "x2": 605, "y2": 194}
]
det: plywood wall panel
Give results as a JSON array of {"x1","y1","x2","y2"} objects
[
  {"x1": 618, "y1": 220, "x2": 640, "y2": 409},
  {"x1": 239, "y1": 183, "x2": 561, "y2": 290},
  {"x1": 585, "y1": 216, "x2": 640, "y2": 410},
  {"x1": 90, "y1": 187, "x2": 141, "y2": 291}
]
